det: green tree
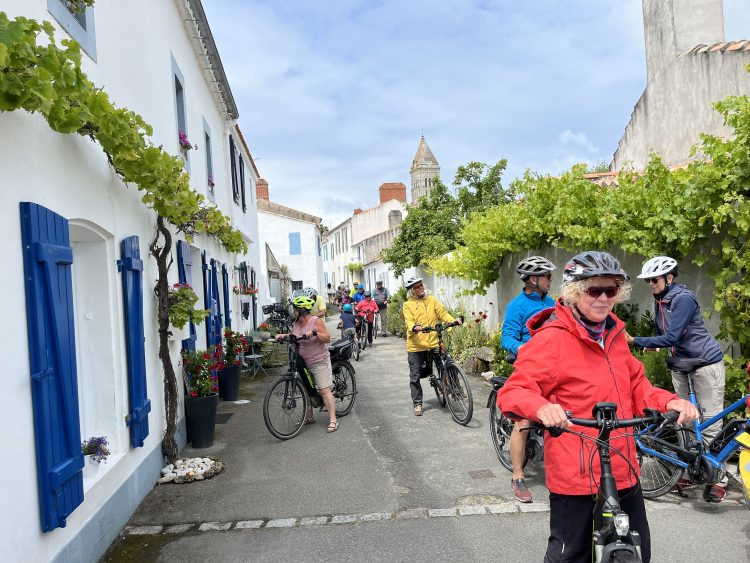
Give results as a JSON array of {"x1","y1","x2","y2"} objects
[{"x1": 382, "y1": 159, "x2": 508, "y2": 276}]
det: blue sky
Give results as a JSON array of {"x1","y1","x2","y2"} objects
[{"x1": 203, "y1": 0, "x2": 750, "y2": 227}]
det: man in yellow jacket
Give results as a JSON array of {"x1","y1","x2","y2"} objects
[{"x1": 402, "y1": 275, "x2": 460, "y2": 416}]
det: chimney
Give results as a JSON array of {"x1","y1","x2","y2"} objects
[
  {"x1": 642, "y1": 0, "x2": 724, "y2": 82},
  {"x1": 256, "y1": 178, "x2": 269, "y2": 201},
  {"x1": 379, "y1": 182, "x2": 407, "y2": 204},
  {"x1": 353, "y1": 208, "x2": 363, "y2": 215}
]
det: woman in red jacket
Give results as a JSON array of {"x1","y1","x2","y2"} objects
[{"x1": 498, "y1": 251, "x2": 698, "y2": 563}]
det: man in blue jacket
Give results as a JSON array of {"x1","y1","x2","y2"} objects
[
  {"x1": 501, "y1": 255, "x2": 556, "y2": 502},
  {"x1": 626, "y1": 256, "x2": 727, "y2": 502}
]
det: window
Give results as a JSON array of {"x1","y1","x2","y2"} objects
[
  {"x1": 48, "y1": 1, "x2": 97, "y2": 60},
  {"x1": 203, "y1": 121, "x2": 214, "y2": 197},
  {"x1": 172, "y1": 58, "x2": 189, "y2": 170},
  {"x1": 239, "y1": 156, "x2": 247, "y2": 212},
  {"x1": 289, "y1": 232, "x2": 301, "y2": 255},
  {"x1": 292, "y1": 281, "x2": 303, "y2": 291},
  {"x1": 323, "y1": 245, "x2": 328, "y2": 262},
  {"x1": 229, "y1": 136, "x2": 239, "y2": 204}
]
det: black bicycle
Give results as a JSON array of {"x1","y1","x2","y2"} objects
[
  {"x1": 420, "y1": 319, "x2": 473, "y2": 425},
  {"x1": 542, "y1": 403, "x2": 674, "y2": 562},
  {"x1": 263, "y1": 334, "x2": 357, "y2": 440}
]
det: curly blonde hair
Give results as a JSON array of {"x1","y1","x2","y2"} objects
[{"x1": 560, "y1": 276, "x2": 631, "y2": 308}]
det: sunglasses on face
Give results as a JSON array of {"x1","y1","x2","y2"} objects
[
  {"x1": 645, "y1": 278, "x2": 661, "y2": 285},
  {"x1": 584, "y1": 285, "x2": 620, "y2": 299}
]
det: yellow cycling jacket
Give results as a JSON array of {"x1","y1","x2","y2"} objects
[{"x1": 403, "y1": 295, "x2": 454, "y2": 352}]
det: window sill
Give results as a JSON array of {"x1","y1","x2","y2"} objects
[{"x1": 83, "y1": 452, "x2": 125, "y2": 492}]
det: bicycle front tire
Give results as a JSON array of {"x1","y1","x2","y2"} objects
[
  {"x1": 332, "y1": 362, "x2": 357, "y2": 416},
  {"x1": 636, "y1": 425, "x2": 688, "y2": 498},
  {"x1": 263, "y1": 376, "x2": 308, "y2": 440},
  {"x1": 444, "y1": 362, "x2": 473, "y2": 425},
  {"x1": 489, "y1": 397, "x2": 518, "y2": 471}
]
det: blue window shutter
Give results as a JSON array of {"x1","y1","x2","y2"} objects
[
  {"x1": 222, "y1": 264, "x2": 231, "y2": 328},
  {"x1": 211, "y1": 259, "x2": 222, "y2": 343},
  {"x1": 119, "y1": 236, "x2": 151, "y2": 448},
  {"x1": 289, "y1": 232, "x2": 301, "y2": 255},
  {"x1": 20, "y1": 202, "x2": 84, "y2": 533},
  {"x1": 176, "y1": 240, "x2": 196, "y2": 351},
  {"x1": 202, "y1": 251, "x2": 212, "y2": 346}
]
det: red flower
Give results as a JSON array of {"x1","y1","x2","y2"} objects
[
  {"x1": 475, "y1": 319, "x2": 481, "y2": 323},
  {"x1": 190, "y1": 391, "x2": 198, "y2": 397}
]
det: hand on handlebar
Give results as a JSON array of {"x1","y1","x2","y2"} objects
[
  {"x1": 664, "y1": 398, "x2": 699, "y2": 426},
  {"x1": 413, "y1": 324, "x2": 423, "y2": 333},
  {"x1": 536, "y1": 403, "x2": 571, "y2": 430}
]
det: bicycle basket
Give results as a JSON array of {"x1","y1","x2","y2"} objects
[{"x1": 328, "y1": 338, "x2": 352, "y2": 361}]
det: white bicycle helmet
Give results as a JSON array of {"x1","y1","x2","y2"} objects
[
  {"x1": 404, "y1": 275, "x2": 423, "y2": 289},
  {"x1": 303, "y1": 286, "x2": 317, "y2": 298},
  {"x1": 637, "y1": 256, "x2": 678, "y2": 279},
  {"x1": 516, "y1": 256, "x2": 556, "y2": 280}
]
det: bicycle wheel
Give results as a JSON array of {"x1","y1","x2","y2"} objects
[
  {"x1": 263, "y1": 376, "x2": 308, "y2": 440},
  {"x1": 332, "y1": 362, "x2": 357, "y2": 416},
  {"x1": 490, "y1": 396, "x2": 515, "y2": 471},
  {"x1": 353, "y1": 339, "x2": 360, "y2": 361},
  {"x1": 636, "y1": 425, "x2": 688, "y2": 498},
  {"x1": 360, "y1": 329, "x2": 367, "y2": 351},
  {"x1": 373, "y1": 316, "x2": 379, "y2": 340},
  {"x1": 444, "y1": 362, "x2": 473, "y2": 425},
  {"x1": 431, "y1": 374, "x2": 446, "y2": 407}
]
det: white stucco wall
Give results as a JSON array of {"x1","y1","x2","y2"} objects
[
  {"x1": 258, "y1": 210, "x2": 324, "y2": 295},
  {"x1": 323, "y1": 217, "x2": 356, "y2": 289},
  {"x1": 350, "y1": 200, "x2": 405, "y2": 245},
  {"x1": 0, "y1": 1, "x2": 263, "y2": 560}
]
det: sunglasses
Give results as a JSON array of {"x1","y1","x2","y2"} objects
[
  {"x1": 540, "y1": 273, "x2": 552, "y2": 279},
  {"x1": 644, "y1": 278, "x2": 661, "y2": 285},
  {"x1": 584, "y1": 285, "x2": 620, "y2": 299}
]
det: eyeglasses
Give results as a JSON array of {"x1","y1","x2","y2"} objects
[
  {"x1": 584, "y1": 285, "x2": 620, "y2": 299},
  {"x1": 645, "y1": 278, "x2": 660, "y2": 285},
  {"x1": 540, "y1": 273, "x2": 553, "y2": 279}
]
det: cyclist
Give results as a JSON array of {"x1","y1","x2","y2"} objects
[
  {"x1": 501, "y1": 255, "x2": 556, "y2": 503},
  {"x1": 355, "y1": 290, "x2": 379, "y2": 345},
  {"x1": 338, "y1": 303, "x2": 358, "y2": 340},
  {"x1": 497, "y1": 251, "x2": 698, "y2": 563},
  {"x1": 352, "y1": 283, "x2": 366, "y2": 304},
  {"x1": 402, "y1": 275, "x2": 462, "y2": 416},
  {"x1": 305, "y1": 287, "x2": 327, "y2": 319},
  {"x1": 625, "y1": 255, "x2": 728, "y2": 502},
  {"x1": 274, "y1": 296, "x2": 339, "y2": 433},
  {"x1": 373, "y1": 280, "x2": 390, "y2": 336},
  {"x1": 326, "y1": 282, "x2": 336, "y2": 305}
]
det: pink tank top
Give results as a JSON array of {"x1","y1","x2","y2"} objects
[{"x1": 292, "y1": 314, "x2": 329, "y2": 364}]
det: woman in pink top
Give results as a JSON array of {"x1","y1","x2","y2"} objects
[{"x1": 275, "y1": 295, "x2": 338, "y2": 433}]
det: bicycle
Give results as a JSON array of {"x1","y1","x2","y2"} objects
[
  {"x1": 635, "y1": 367, "x2": 750, "y2": 500},
  {"x1": 488, "y1": 373, "x2": 544, "y2": 471},
  {"x1": 420, "y1": 319, "x2": 473, "y2": 425},
  {"x1": 263, "y1": 334, "x2": 357, "y2": 440},
  {"x1": 372, "y1": 314, "x2": 379, "y2": 341},
  {"x1": 358, "y1": 316, "x2": 372, "y2": 351},
  {"x1": 542, "y1": 402, "x2": 671, "y2": 562}
]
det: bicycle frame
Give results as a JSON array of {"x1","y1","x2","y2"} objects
[{"x1": 635, "y1": 388, "x2": 750, "y2": 475}]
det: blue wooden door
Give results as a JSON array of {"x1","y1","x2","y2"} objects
[
  {"x1": 20, "y1": 202, "x2": 84, "y2": 532},
  {"x1": 222, "y1": 263, "x2": 231, "y2": 328},
  {"x1": 211, "y1": 259, "x2": 222, "y2": 343},
  {"x1": 177, "y1": 241, "x2": 196, "y2": 351},
  {"x1": 120, "y1": 236, "x2": 151, "y2": 448}
]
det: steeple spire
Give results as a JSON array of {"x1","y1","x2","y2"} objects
[{"x1": 409, "y1": 135, "x2": 440, "y2": 202}]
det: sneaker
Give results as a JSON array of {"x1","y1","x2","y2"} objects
[
  {"x1": 381, "y1": 332, "x2": 388, "y2": 337},
  {"x1": 511, "y1": 478, "x2": 533, "y2": 503},
  {"x1": 414, "y1": 404, "x2": 423, "y2": 416},
  {"x1": 703, "y1": 483, "x2": 727, "y2": 503}
]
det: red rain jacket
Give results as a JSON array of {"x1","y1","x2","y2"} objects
[
  {"x1": 497, "y1": 301, "x2": 679, "y2": 495},
  {"x1": 355, "y1": 298, "x2": 379, "y2": 323}
]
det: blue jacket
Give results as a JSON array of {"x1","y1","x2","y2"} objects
[
  {"x1": 340, "y1": 312, "x2": 357, "y2": 331},
  {"x1": 352, "y1": 291, "x2": 365, "y2": 304},
  {"x1": 501, "y1": 290, "x2": 555, "y2": 355},
  {"x1": 632, "y1": 284, "x2": 723, "y2": 364}
]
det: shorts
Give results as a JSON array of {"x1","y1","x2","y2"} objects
[
  {"x1": 307, "y1": 358, "x2": 333, "y2": 390},
  {"x1": 342, "y1": 327, "x2": 356, "y2": 338}
]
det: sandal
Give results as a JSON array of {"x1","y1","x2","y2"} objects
[
  {"x1": 304, "y1": 416, "x2": 316, "y2": 425},
  {"x1": 327, "y1": 421, "x2": 339, "y2": 433}
]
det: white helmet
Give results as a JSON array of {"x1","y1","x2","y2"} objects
[
  {"x1": 404, "y1": 275, "x2": 423, "y2": 289},
  {"x1": 303, "y1": 286, "x2": 317, "y2": 297},
  {"x1": 637, "y1": 256, "x2": 678, "y2": 279},
  {"x1": 516, "y1": 256, "x2": 556, "y2": 280}
]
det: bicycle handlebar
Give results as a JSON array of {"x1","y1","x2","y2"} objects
[
  {"x1": 276, "y1": 332, "x2": 316, "y2": 344},
  {"x1": 419, "y1": 317, "x2": 464, "y2": 334},
  {"x1": 543, "y1": 409, "x2": 679, "y2": 438}
]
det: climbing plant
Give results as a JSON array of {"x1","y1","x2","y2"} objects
[
  {"x1": 430, "y1": 66, "x2": 750, "y2": 399},
  {"x1": 0, "y1": 13, "x2": 248, "y2": 462}
]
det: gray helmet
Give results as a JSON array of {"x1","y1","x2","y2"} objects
[
  {"x1": 303, "y1": 287, "x2": 317, "y2": 298},
  {"x1": 516, "y1": 256, "x2": 556, "y2": 280},
  {"x1": 363, "y1": 290, "x2": 371, "y2": 297},
  {"x1": 562, "y1": 251, "x2": 629, "y2": 283}
]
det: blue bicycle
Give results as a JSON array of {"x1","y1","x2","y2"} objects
[{"x1": 635, "y1": 367, "x2": 750, "y2": 499}]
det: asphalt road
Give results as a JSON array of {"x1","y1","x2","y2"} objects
[{"x1": 104, "y1": 318, "x2": 750, "y2": 562}]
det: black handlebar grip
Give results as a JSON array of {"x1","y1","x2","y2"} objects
[{"x1": 548, "y1": 426, "x2": 563, "y2": 438}]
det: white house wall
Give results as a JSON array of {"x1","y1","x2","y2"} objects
[{"x1": 0, "y1": 1, "x2": 262, "y2": 561}]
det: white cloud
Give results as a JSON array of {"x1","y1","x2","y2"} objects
[{"x1": 558, "y1": 130, "x2": 599, "y2": 154}]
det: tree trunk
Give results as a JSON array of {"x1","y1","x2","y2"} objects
[{"x1": 150, "y1": 215, "x2": 178, "y2": 464}]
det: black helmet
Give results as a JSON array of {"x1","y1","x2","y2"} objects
[
  {"x1": 516, "y1": 256, "x2": 556, "y2": 280},
  {"x1": 562, "y1": 251, "x2": 629, "y2": 283}
]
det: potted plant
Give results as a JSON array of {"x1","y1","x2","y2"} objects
[
  {"x1": 218, "y1": 330, "x2": 247, "y2": 401},
  {"x1": 81, "y1": 436, "x2": 110, "y2": 479},
  {"x1": 182, "y1": 346, "x2": 222, "y2": 448}
]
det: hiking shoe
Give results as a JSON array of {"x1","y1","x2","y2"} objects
[
  {"x1": 704, "y1": 483, "x2": 727, "y2": 503},
  {"x1": 414, "y1": 404, "x2": 423, "y2": 416},
  {"x1": 511, "y1": 479, "x2": 533, "y2": 503},
  {"x1": 381, "y1": 332, "x2": 388, "y2": 337}
]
